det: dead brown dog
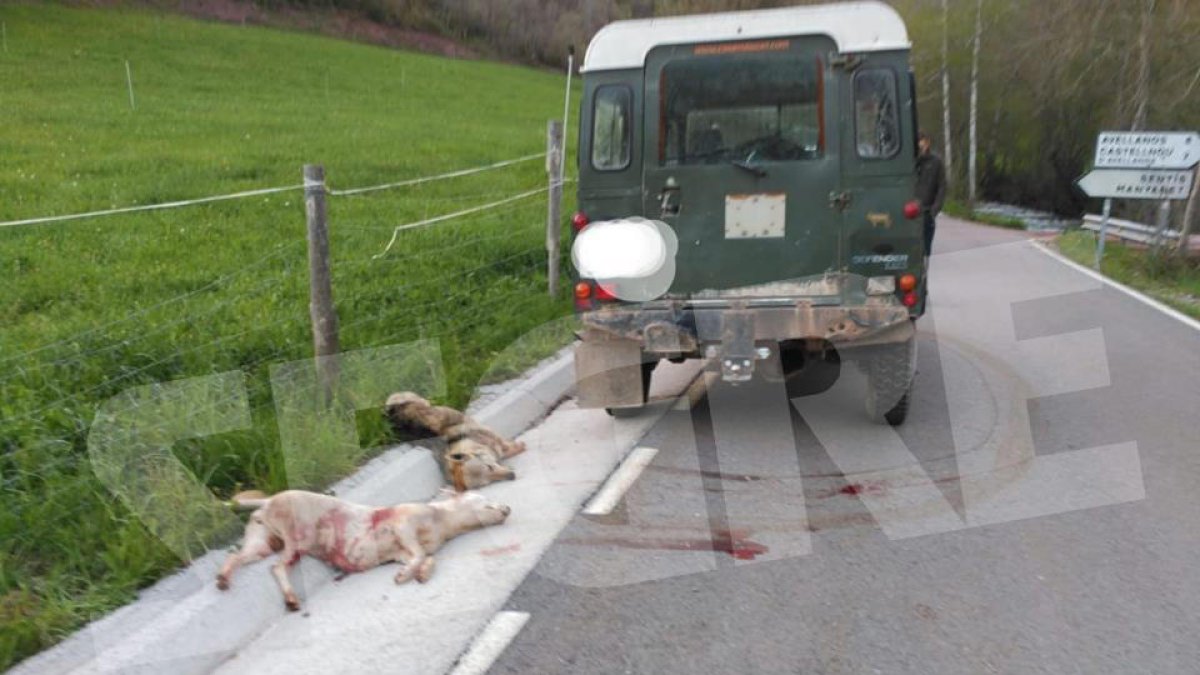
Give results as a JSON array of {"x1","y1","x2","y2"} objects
[
  {"x1": 385, "y1": 392, "x2": 526, "y2": 491},
  {"x1": 216, "y1": 488, "x2": 510, "y2": 611}
]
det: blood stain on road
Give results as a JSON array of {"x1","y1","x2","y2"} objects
[{"x1": 480, "y1": 543, "x2": 522, "y2": 557}]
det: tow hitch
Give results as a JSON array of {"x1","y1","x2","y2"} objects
[{"x1": 714, "y1": 310, "x2": 756, "y2": 383}]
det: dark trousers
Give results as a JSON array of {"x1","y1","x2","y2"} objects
[{"x1": 923, "y1": 212, "x2": 936, "y2": 256}]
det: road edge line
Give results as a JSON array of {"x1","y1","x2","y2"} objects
[
  {"x1": 448, "y1": 611, "x2": 531, "y2": 675},
  {"x1": 1029, "y1": 240, "x2": 1200, "y2": 334},
  {"x1": 583, "y1": 446, "x2": 660, "y2": 516}
]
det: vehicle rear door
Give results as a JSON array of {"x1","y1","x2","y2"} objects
[
  {"x1": 642, "y1": 37, "x2": 842, "y2": 295},
  {"x1": 838, "y1": 58, "x2": 920, "y2": 277}
]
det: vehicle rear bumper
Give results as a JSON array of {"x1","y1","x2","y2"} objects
[{"x1": 580, "y1": 301, "x2": 914, "y2": 354}]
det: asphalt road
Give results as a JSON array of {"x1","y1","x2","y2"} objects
[{"x1": 488, "y1": 217, "x2": 1200, "y2": 674}]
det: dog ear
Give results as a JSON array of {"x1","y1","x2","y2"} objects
[{"x1": 449, "y1": 462, "x2": 470, "y2": 493}]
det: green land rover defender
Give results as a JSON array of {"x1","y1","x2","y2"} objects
[{"x1": 571, "y1": 1, "x2": 925, "y2": 424}]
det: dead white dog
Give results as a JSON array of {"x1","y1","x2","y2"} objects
[{"x1": 217, "y1": 488, "x2": 511, "y2": 611}]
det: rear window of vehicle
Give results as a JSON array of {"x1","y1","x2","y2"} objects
[
  {"x1": 660, "y1": 53, "x2": 822, "y2": 165},
  {"x1": 854, "y1": 68, "x2": 901, "y2": 160},
  {"x1": 592, "y1": 85, "x2": 632, "y2": 172}
]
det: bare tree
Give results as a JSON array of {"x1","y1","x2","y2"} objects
[
  {"x1": 1130, "y1": 0, "x2": 1156, "y2": 131},
  {"x1": 1176, "y1": 170, "x2": 1199, "y2": 254},
  {"x1": 967, "y1": 0, "x2": 981, "y2": 209},
  {"x1": 941, "y1": 0, "x2": 953, "y2": 189}
]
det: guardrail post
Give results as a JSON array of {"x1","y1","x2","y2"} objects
[
  {"x1": 304, "y1": 164, "x2": 341, "y2": 403},
  {"x1": 546, "y1": 120, "x2": 564, "y2": 298},
  {"x1": 1094, "y1": 198, "x2": 1111, "y2": 271},
  {"x1": 1150, "y1": 201, "x2": 1171, "y2": 254}
]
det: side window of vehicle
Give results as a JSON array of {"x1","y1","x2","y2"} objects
[
  {"x1": 854, "y1": 68, "x2": 900, "y2": 160},
  {"x1": 592, "y1": 85, "x2": 632, "y2": 171}
]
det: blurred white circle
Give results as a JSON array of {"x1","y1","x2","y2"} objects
[{"x1": 572, "y1": 218, "x2": 667, "y2": 279}]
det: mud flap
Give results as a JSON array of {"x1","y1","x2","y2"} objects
[{"x1": 574, "y1": 334, "x2": 645, "y2": 409}]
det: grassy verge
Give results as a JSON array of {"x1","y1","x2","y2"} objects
[
  {"x1": 1056, "y1": 231, "x2": 1200, "y2": 320},
  {"x1": 943, "y1": 199, "x2": 1026, "y2": 230},
  {"x1": 0, "y1": 4, "x2": 577, "y2": 667}
]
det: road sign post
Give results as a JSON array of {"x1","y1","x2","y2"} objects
[
  {"x1": 1095, "y1": 198, "x2": 1111, "y2": 270},
  {"x1": 1080, "y1": 130, "x2": 1199, "y2": 268}
]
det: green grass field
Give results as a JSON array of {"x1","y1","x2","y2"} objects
[
  {"x1": 1057, "y1": 231, "x2": 1200, "y2": 320},
  {"x1": 0, "y1": 4, "x2": 577, "y2": 667}
]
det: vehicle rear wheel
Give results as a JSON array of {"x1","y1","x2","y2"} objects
[
  {"x1": 606, "y1": 360, "x2": 657, "y2": 418},
  {"x1": 781, "y1": 345, "x2": 841, "y2": 398},
  {"x1": 864, "y1": 336, "x2": 916, "y2": 426}
]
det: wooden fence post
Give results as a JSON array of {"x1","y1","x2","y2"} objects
[
  {"x1": 304, "y1": 164, "x2": 341, "y2": 403},
  {"x1": 546, "y1": 120, "x2": 564, "y2": 298}
]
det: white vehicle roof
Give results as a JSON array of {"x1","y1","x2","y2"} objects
[{"x1": 581, "y1": 1, "x2": 909, "y2": 73}]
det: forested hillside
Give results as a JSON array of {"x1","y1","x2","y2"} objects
[{"x1": 175, "y1": 0, "x2": 1197, "y2": 221}]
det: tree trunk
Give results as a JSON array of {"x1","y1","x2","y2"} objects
[
  {"x1": 1130, "y1": 0, "x2": 1156, "y2": 228},
  {"x1": 968, "y1": 0, "x2": 982, "y2": 210},
  {"x1": 1130, "y1": 0, "x2": 1155, "y2": 131},
  {"x1": 1175, "y1": 169, "x2": 1199, "y2": 255},
  {"x1": 941, "y1": 0, "x2": 953, "y2": 188}
]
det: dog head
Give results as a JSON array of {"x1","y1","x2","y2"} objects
[
  {"x1": 431, "y1": 488, "x2": 511, "y2": 527},
  {"x1": 445, "y1": 440, "x2": 516, "y2": 491}
]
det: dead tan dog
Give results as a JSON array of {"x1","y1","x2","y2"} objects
[
  {"x1": 216, "y1": 488, "x2": 510, "y2": 611},
  {"x1": 385, "y1": 392, "x2": 526, "y2": 491}
]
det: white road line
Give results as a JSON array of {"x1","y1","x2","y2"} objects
[
  {"x1": 448, "y1": 611, "x2": 531, "y2": 675},
  {"x1": 582, "y1": 446, "x2": 659, "y2": 515},
  {"x1": 1030, "y1": 240, "x2": 1200, "y2": 333}
]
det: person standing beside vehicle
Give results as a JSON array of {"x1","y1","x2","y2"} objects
[{"x1": 915, "y1": 130, "x2": 946, "y2": 260}]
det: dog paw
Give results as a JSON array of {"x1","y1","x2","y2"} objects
[
  {"x1": 216, "y1": 575, "x2": 230, "y2": 591},
  {"x1": 416, "y1": 558, "x2": 435, "y2": 583},
  {"x1": 285, "y1": 595, "x2": 301, "y2": 612}
]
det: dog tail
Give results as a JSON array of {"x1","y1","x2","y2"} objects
[{"x1": 229, "y1": 490, "x2": 270, "y2": 511}]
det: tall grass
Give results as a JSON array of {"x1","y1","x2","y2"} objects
[
  {"x1": 1057, "y1": 231, "x2": 1200, "y2": 320},
  {"x1": 0, "y1": 4, "x2": 577, "y2": 667}
]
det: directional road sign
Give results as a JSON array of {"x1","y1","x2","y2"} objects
[
  {"x1": 1095, "y1": 132, "x2": 1200, "y2": 170},
  {"x1": 1077, "y1": 168, "x2": 1195, "y2": 201}
]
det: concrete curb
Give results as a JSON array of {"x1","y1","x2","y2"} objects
[
  {"x1": 213, "y1": 358, "x2": 704, "y2": 675},
  {"x1": 10, "y1": 347, "x2": 577, "y2": 675}
]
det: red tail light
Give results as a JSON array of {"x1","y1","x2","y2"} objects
[
  {"x1": 572, "y1": 211, "x2": 590, "y2": 232},
  {"x1": 903, "y1": 201, "x2": 921, "y2": 220},
  {"x1": 574, "y1": 281, "x2": 592, "y2": 299},
  {"x1": 902, "y1": 291, "x2": 919, "y2": 308},
  {"x1": 898, "y1": 274, "x2": 918, "y2": 292},
  {"x1": 594, "y1": 283, "x2": 617, "y2": 301}
]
